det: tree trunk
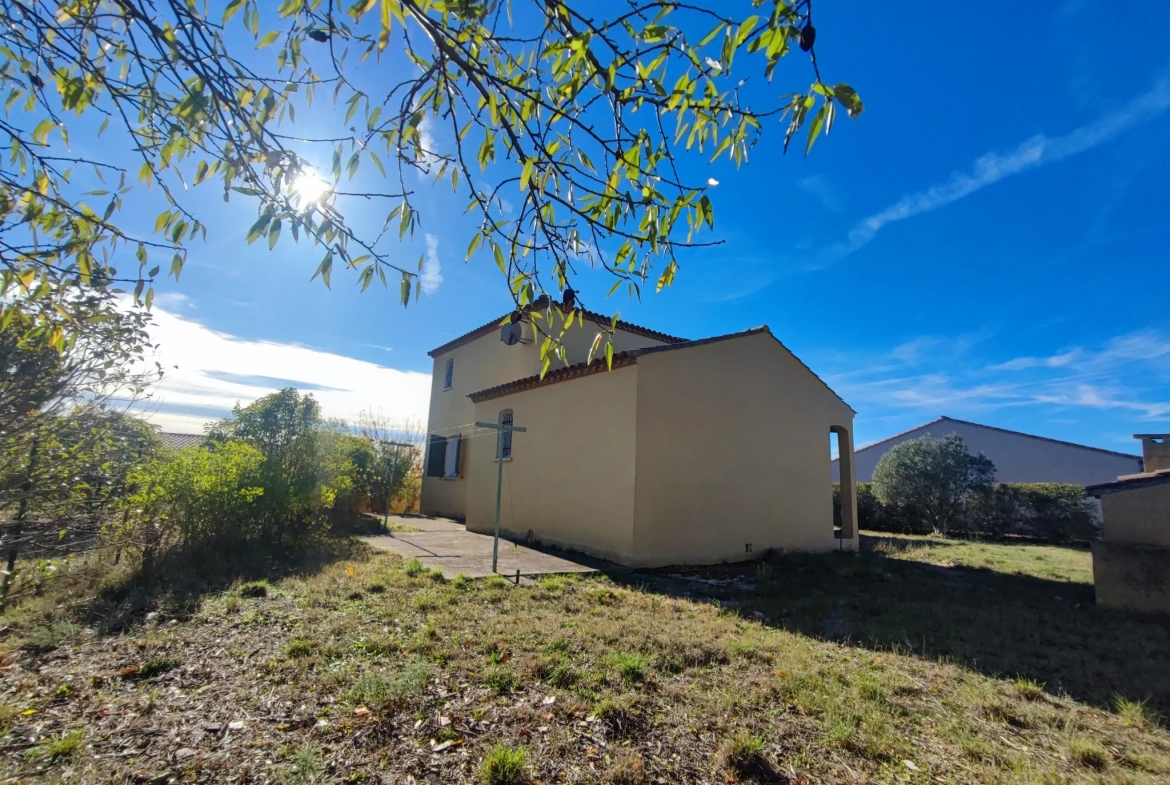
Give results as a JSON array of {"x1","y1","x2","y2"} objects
[{"x1": 1, "y1": 439, "x2": 39, "y2": 604}]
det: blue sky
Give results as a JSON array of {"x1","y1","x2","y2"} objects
[{"x1": 90, "y1": 0, "x2": 1169, "y2": 453}]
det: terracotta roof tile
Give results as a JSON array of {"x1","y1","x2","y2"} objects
[
  {"x1": 466, "y1": 325, "x2": 852, "y2": 411},
  {"x1": 427, "y1": 297, "x2": 686, "y2": 358},
  {"x1": 468, "y1": 352, "x2": 638, "y2": 403}
]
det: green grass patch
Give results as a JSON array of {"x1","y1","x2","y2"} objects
[{"x1": 478, "y1": 743, "x2": 527, "y2": 785}]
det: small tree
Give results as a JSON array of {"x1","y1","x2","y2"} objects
[
  {"x1": 358, "y1": 409, "x2": 423, "y2": 515},
  {"x1": 871, "y1": 435, "x2": 996, "y2": 536}
]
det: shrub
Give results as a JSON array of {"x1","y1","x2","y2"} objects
[
  {"x1": 610, "y1": 652, "x2": 649, "y2": 684},
  {"x1": 872, "y1": 435, "x2": 995, "y2": 535},
  {"x1": 347, "y1": 660, "x2": 431, "y2": 709},
  {"x1": 238, "y1": 580, "x2": 269, "y2": 598},
  {"x1": 1069, "y1": 737, "x2": 1110, "y2": 770},
  {"x1": 478, "y1": 744, "x2": 527, "y2": 785},
  {"x1": 718, "y1": 731, "x2": 768, "y2": 777},
  {"x1": 136, "y1": 657, "x2": 180, "y2": 679},
  {"x1": 835, "y1": 483, "x2": 926, "y2": 533},
  {"x1": 30, "y1": 729, "x2": 84, "y2": 763},
  {"x1": 1114, "y1": 696, "x2": 1160, "y2": 729},
  {"x1": 123, "y1": 441, "x2": 266, "y2": 551},
  {"x1": 837, "y1": 478, "x2": 1098, "y2": 545},
  {"x1": 482, "y1": 663, "x2": 519, "y2": 693},
  {"x1": 284, "y1": 638, "x2": 318, "y2": 659}
]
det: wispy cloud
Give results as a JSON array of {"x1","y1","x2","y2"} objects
[
  {"x1": 129, "y1": 305, "x2": 430, "y2": 434},
  {"x1": 797, "y1": 175, "x2": 843, "y2": 212},
  {"x1": 819, "y1": 76, "x2": 1170, "y2": 266},
  {"x1": 827, "y1": 329, "x2": 1170, "y2": 426},
  {"x1": 421, "y1": 234, "x2": 444, "y2": 295}
]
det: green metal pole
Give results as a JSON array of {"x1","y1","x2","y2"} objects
[
  {"x1": 492, "y1": 427, "x2": 504, "y2": 574},
  {"x1": 384, "y1": 442, "x2": 401, "y2": 531}
]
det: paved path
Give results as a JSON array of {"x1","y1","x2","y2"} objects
[{"x1": 361, "y1": 515, "x2": 597, "y2": 580}]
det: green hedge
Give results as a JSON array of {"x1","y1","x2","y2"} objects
[{"x1": 833, "y1": 482, "x2": 1099, "y2": 543}]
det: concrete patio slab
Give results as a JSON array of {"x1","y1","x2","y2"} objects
[{"x1": 361, "y1": 515, "x2": 598, "y2": 580}]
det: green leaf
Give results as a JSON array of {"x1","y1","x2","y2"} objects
[
  {"x1": 656, "y1": 260, "x2": 677, "y2": 292},
  {"x1": 587, "y1": 332, "x2": 603, "y2": 364},
  {"x1": 698, "y1": 195, "x2": 714, "y2": 229},
  {"x1": 805, "y1": 103, "x2": 828, "y2": 156},
  {"x1": 519, "y1": 157, "x2": 535, "y2": 191},
  {"x1": 223, "y1": 0, "x2": 245, "y2": 23},
  {"x1": 32, "y1": 118, "x2": 55, "y2": 145},
  {"x1": 257, "y1": 30, "x2": 280, "y2": 48},
  {"x1": 246, "y1": 213, "x2": 271, "y2": 244},
  {"x1": 267, "y1": 218, "x2": 281, "y2": 249},
  {"x1": 697, "y1": 22, "x2": 725, "y2": 47},
  {"x1": 605, "y1": 341, "x2": 614, "y2": 371},
  {"x1": 400, "y1": 273, "x2": 411, "y2": 306},
  {"x1": 833, "y1": 83, "x2": 865, "y2": 119}
]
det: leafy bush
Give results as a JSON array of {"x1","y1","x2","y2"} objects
[
  {"x1": 872, "y1": 435, "x2": 996, "y2": 535},
  {"x1": 122, "y1": 441, "x2": 265, "y2": 551},
  {"x1": 835, "y1": 483, "x2": 929, "y2": 534},
  {"x1": 836, "y1": 480, "x2": 1099, "y2": 544},
  {"x1": 117, "y1": 388, "x2": 389, "y2": 567}
]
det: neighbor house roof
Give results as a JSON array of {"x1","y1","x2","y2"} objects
[
  {"x1": 1086, "y1": 469, "x2": 1170, "y2": 496},
  {"x1": 160, "y1": 432, "x2": 205, "y2": 450},
  {"x1": 427, "y1": 297, "x2": 687, "y2": 358},
  {"x1": 851, "y1": 416, "x2": 1142, "y2": 461},
  {"x1": 468, "y1": 326, "x2": 852, "y2": 411}
]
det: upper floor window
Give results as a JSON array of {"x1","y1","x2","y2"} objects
[
  {"x1": 498, "y1": 409, "x2": 514, "y2": 460},
  {"x1": 443, "y1": 358, "x2": 454, "y2": 390}
]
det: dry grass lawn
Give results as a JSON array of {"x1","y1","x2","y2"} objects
[{"x1": 2, "y1": 534, "x2": 1169, "y2": 784}]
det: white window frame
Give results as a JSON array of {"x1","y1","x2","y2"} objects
[
  {"x1": 443, "y1": 358, "x2": 454, "y2": 390},
  {"x1": 443, "y1": 433, "x2": 461, "y2": 478}
]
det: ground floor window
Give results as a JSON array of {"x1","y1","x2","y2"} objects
[
  {"x1": 443, "y1": 433, "x2": 462, "y2": 478},
  {"x1": 426, "y1": 434, "x2": 463, "y2": 478}
]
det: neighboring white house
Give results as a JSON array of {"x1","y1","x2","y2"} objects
[{"x1": 832, "y1": 416, "x2": 1143, "y2": 486}]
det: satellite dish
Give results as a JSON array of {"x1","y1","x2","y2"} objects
[{"x1": 500, "y1": 322, "x2": 522, "y2": 346}]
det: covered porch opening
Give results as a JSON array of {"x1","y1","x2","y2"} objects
[{"x1": 831, "y1": 424, "x2": 859, "y2": 551}]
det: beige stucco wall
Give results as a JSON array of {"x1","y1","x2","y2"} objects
[
  {"x1": 465, "y1": 365, "x2": 640, "y2": 563},
  {"x1": 420, "y1": 321, "x2": 538, "y2": 518},
  {"x1": 421, "y1": 314, "x2": 670, "y2": 519},
  {"x1": 631, "y1": 332, "x2": 855, "y2": 568},
  {"x1": 1092, "y1": 541, "x2": 1170, "y2": 614},
  {"x1": 1099, "y1": 483, "x2": 1170, "y2": 546}
]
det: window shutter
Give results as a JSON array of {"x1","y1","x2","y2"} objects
[
  {"x1": 444, "y1": 433, "x2": 462, "y2": 478},
  {"x1": 426, "y1": 435, "x2": 447, "y2": 477},
  {"x1": 444, "y1": 358, "x2": 454, "y2": 389}
]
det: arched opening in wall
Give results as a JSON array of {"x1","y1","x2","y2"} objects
[
  {"x1": 830, "y1": 429, "x2": 843, "y2": 539},
  {"x1": 830, "y1": 425, "x2": 857, "y2": 549}
]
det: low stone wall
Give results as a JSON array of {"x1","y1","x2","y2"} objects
[{"x1": 1092, "y1": 541, "x2": 1170, "y2": 614}]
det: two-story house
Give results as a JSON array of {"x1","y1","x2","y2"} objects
[{"x1": 421, "y1": 297, "x2": 860, "y2": 568}]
